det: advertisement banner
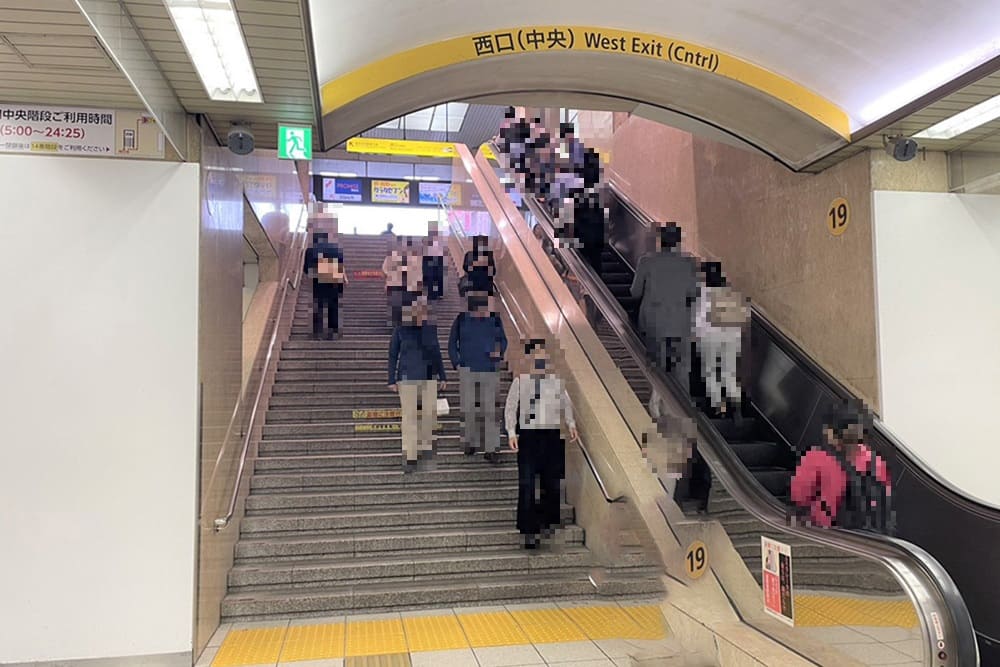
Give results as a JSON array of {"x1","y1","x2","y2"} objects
[
  {"x1": 371, "y1": 179, "x2": 410, "y2": 204},
  {"x1": 323, "y1": 177, "x2": 362, "y2": 202},
  {"x1": 0, "y1": 103, "x2": 115, "y2": 155},
  {"x1": 761, "y1": 537, "x2": 794, "y2": 626},
  {"x1": 418, "y1": 181, "x2": 463, "y2": 206}
]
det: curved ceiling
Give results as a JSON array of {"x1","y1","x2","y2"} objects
[{"x1": 309, "y1": 0, "x2": 1000, "y2": 130}]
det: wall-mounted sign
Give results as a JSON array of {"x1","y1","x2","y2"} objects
[
  {"x1": 0, "y1": 103, "x2": 115, "y2": 155},
  {"x1": 827, "y1": 197, "x2": 850, "y2": 236},
  {"x1": 347, "y1": 137, "x2": 458, "y2": 159},
  {"x1": 761, "y1": 537, "x2": 794, "y2": 626},
  {"x1": 242, "y1": 174, "x2": 277, "y2": 199},
  {"x1": 278, "y1": 125, "x2": 312, "y2": 160},
  {"x1": 322, "y1": 177, "x2": 362, "y2": 202},
  {"x1": 115, "y1": 110, "x2": 165, "y2": 159},
  {"x1": 418, "y1": 181, "x2": 463, "y2": 206},
  {"x1": 371, "y1": 179, "x2": 410, "y2": 204}
]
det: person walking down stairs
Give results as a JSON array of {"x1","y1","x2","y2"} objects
[
  {"x1": 388, "y1": 295, "x2": 448, "y2": 473},
  {"x1": 505, "y1": 338, "x2": 579, "y2": 549},
  {"x1": 449, "y1": 293, "x2": 508, "y2": 462},
  {"x1": 303, "y1": 230, "x2": 347, "y2": 340}
]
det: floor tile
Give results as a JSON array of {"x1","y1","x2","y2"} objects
[
  {"x1": 555, "y1": 660, "x2": 615, "y2": 667},
  {"x1": 473, "y1": 644, "x2": 545, "y2": 667},
  {"x1": 280, "y1": 622, "x2": 346, "y2": 661},
  {"x1": 290, "y1": 615, "x2": 347, "y2": 628},
  {"x1": 279, "y1": 660, "x2": 344, "y2": 667},
  {"x1": 403, "y1": 614, "x2": 470, "y2": 652},
  {"x1": 459, "y1": 611, "x2": 530, "y2": 648},
  {"x1": 504, "y1": 600, "x2": 558, "y2": 612},
  {"x1": 561, "y1": 606, "x2": 645, "y2": 641},
  {"x1": 802, "y1": 625, "x2": 876, "y2": 645},
  {"x1": 231, "y1": 619, "x2": 290, "y2": 631},
  {"x1": 213, "y1": 626, "x2": 286, "y2": 667},
  {"x1": 849, "y1": 625, "x2": 918, "y2": 643},
  {"x1": 509, "y1": 608, "x2": 588, "y2": 644},
  {"x1": 594, "y1": 638, "x2": 677, "y2": 660},
  {"x1": 833, "y1": 642, "x2": 920, "y2": 665},
  {"x1": 533, "y1": 640, "x2": 606, "y2": 663},
  {"x1": 409, "y1": 648, "x2": 479, "y2": 666},
  {"x1": 887, "y1": 638, "x2": 924, "y2": 661},
  {"x1": 345, "y1": 618, "x2": 407, "y2": 657}
]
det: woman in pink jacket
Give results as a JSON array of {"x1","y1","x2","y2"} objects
[{"x1": 790, "y1": 406, "x2": 891, "y2": 529}]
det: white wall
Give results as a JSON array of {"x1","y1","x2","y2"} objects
[
  {"x1": 0, "y1": 155, "x2": 200, "y2": 662},
  {"x1": 873, "y1": 191, "x2": 1000, "y2": 506}
]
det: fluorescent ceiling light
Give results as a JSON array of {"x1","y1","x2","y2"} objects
[
  {"x1": 914, "y1": 93, "x2": 1000, "y2": 140},
  {"x1": 163, "y1": 0, "x2": 262, "y2": 103},
  {"x1": 377, "y1": 103, "x2": 469, "y2": 132}
]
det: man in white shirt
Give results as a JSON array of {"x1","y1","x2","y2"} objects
[{"x1": 504, "y1": 338, "x2": 579, "y2": 549}]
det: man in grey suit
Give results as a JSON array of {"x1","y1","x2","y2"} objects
[{"x1": 630, "y1": 223, "x2": 698, "y2": 387}]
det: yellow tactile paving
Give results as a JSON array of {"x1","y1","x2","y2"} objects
[
  {"x1": 793, "y1": 594, "x2": 919, "y2": 628},
  {"x1": 457, "y1": 610, "x2": 530, "y2": 647},
  {"x1": 279, "y1": 622, "x2": 346, "y2": 662},
  {"x1": 344, "y1": 654, "x2": 411, "y2": 667},
  {"x1": 562, "y1": 604, "x2": 652, "y2": 640},
  {"x1": 402, "y1": 614, "x2": 469, "y2": 651},
  {"x1": 620, "y1": 605, "x2": 668, "y2": 639},
  {"x1": 212, "y1": 627, "x2": 286, "y2": 667},
  {"x1": 509, "y1": 608, "x2": 589, "y2": 644},
  {"x1": 346, "y1": 618, "x2": 408, "y2": 657}
]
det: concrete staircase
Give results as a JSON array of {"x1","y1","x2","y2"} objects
[{"x1": 221, "y1": 234, "x2": 664, "y2": 622}]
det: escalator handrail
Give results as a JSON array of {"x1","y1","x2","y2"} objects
[
  {"x1": 491, "y1": 142, "x2": 979, "y2": 667},
  {"x1": 609, "y1": 179, "x2": 1000, "y2": 517},
  {"x1": 436, "y1": 193, "x2": 625, "y2": 505}
]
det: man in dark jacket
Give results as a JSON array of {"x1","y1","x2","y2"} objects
[
  {"x1": 449, "y1": 294, "x2": 508, "y2": 461},
  {"x1": 303, "y1": 231, "x2": 346, "y2": 339},
  {"x1": 630, "y1": 223, "x2": 698, "y2": 385},
  {"x1": 388, "y1": 296, "x2": 447, "y2": 472}
]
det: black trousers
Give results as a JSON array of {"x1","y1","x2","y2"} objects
[
  {"x1": 516, "y1": 428, "x2": 565, "y2": 535},
  {"x1": 423, "y1": 257, "x2": 444, "y2": 300},
  {"x1": 312, "y1": 285, "x2": 340, "y2": 335},
  {"x1": 578, "y1": 239, "x2": 604, "y2": 276}
]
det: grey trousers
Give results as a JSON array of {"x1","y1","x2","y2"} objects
[{"x1": 459, "y1": 367, "x2": 500, "y2": 453}]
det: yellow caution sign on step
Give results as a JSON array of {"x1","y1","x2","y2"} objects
[
  {"x1": 355, "y1": 423, "x2": 401, "y2": 433},
  {"x1": 353, "y1": 409, "x2": 402, "y2": 419}
]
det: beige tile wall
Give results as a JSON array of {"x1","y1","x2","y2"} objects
[{"x1": 581, "y1": 114, "x2": 881, "y2": 410}]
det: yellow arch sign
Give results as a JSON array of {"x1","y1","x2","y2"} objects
[{"x1": 320, "y1": 26, "x2": 851, "y2": 140}]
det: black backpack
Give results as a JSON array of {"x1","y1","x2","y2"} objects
[{"x1": 824, "y1": 445, "x2": 895, "y2": 535}]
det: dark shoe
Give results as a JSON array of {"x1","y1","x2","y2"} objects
[
  {"x1": 464, "y1": 446, "x2": 476, "y2": 456},
  {"x1": 523, "y1": 534, "x2": 539, "y2": 550},
  {"x1": 402, "y1": 459, "x2": 417, "y2": 474},
  {"x1": 325, "y1": 330, "x2": 335, "y2": 340}
]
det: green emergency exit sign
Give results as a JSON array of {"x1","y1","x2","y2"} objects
[{"x1": 278, "y1": 125, "x2": 312, "y2": 160}]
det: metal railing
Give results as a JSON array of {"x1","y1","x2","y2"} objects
[
  {"x1": 437, "y1": 194, "x2": 624, "y2": 505},
  {"x1": 489, "y1": 141, "x2": 979, "y2": 667},
  {"x1": 212, "y1": 205, "x2": 312, "y2": 532}
]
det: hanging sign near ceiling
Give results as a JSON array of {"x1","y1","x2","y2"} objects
[
  {"x1": 347, "y1": 137, "x2": 459, "y2": 159},
  {"x1": 0, "y1": 103, "x2": 165, "y2": 158}
]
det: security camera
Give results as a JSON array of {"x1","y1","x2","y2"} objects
[
  {"x1": 227, "y1": 123, "x2": 255, "y2": 155},
  {"x1": 884, "y1": 135, "x2": 918, "y2": 162}
]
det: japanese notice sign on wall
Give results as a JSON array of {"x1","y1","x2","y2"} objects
[
  {"x1": 761, "y1": 537, "x2": 795, "y2": 626},
  {"x1": 0, "y1": 103, "x2": 164, "y2": 158}
]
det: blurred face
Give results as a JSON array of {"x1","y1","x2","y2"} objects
[{"x1": 530, "y1": 345, "x2": 549, "y2": 372}]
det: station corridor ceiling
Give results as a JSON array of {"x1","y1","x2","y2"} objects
[{"x1": 0, "y1": 0, "x2": 999, "y2": 169}]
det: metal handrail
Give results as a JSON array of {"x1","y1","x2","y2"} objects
[
  {"x1": 437, "y1": 194, "x2": 624, "y2": 504},
  {"x1": 499, "y1": 151, "x2": 978, "y2": 666},
  {"x1": 213, "y1": 206, "x2": 312, "y2": 532}
]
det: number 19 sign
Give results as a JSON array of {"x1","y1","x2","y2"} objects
[{"x1": 828, "y1": 197, "x2": 850, "y2": 236}]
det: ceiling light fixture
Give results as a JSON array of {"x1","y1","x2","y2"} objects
[
  {"x1": 914, "y1": 92, "x2": 1000, "y2": 140},
  {"x1": 163, "y1": 0, "x2": 262, "y2": 103}
]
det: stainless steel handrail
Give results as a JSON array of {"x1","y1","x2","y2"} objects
[
  {"x1": 493, "y1": 142, "x2": 979, "y2": 667},
  {"x1": 437, "y1": 194, "x2": 624, "y2": 505},
  {"x1": 213, "y1": 206, "x2": 312, "y2": 532}
]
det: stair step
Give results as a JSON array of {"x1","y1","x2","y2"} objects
[
  {"x1": 254, "y1": 450, "x2": 517, "y2": 472},
  {"x1": 251, "y1": 467, "x2": 519, "y2": 491},
  {"x1": 235, "y1": 525, "x2": 586, "y2": 562},
  {"x1": 221, "y1": 571, "x2": 663, "y2": 621},
  {"x1": 245, "y1": 484, "x2": 518, "y2": 512}
]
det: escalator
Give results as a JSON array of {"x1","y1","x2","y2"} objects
[{"x1": 491, "y1": 147, "x2": 999, "y2": 662}]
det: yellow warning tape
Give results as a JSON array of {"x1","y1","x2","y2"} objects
[{"x1": 355, "y1": 423, "x2": 401, "y2": 433}]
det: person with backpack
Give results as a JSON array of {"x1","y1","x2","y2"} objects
[
  {"x1": 303, "y1": 230, "x2": 348, "y2": 339},
  {"x1": 694, "y1": 262, "x2": 749, "y2": 417},
  {"x1": 448, "y1": 294, "x2": 508, "y2": 461},
  {"x1": 388, "y1": 296, "x2": 447, "y2": 473},
  {"x1": 504, "y1": 338, "x2": 578, "y2": 549},
  {"x1": 790, "y1": 403, "x2": 894, "y2": 533}
]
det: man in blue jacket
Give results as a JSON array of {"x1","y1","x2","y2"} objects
[
  {"x1": 449, "y1": 294, "x2": 508, "y2": 461},
  {"x1": 388, "y1": 296, "x2": 447, "y2": 472}
]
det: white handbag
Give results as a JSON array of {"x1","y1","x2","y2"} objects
[{"x1": 436, "y1": 397, "x2": 450, "y2": 416}]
